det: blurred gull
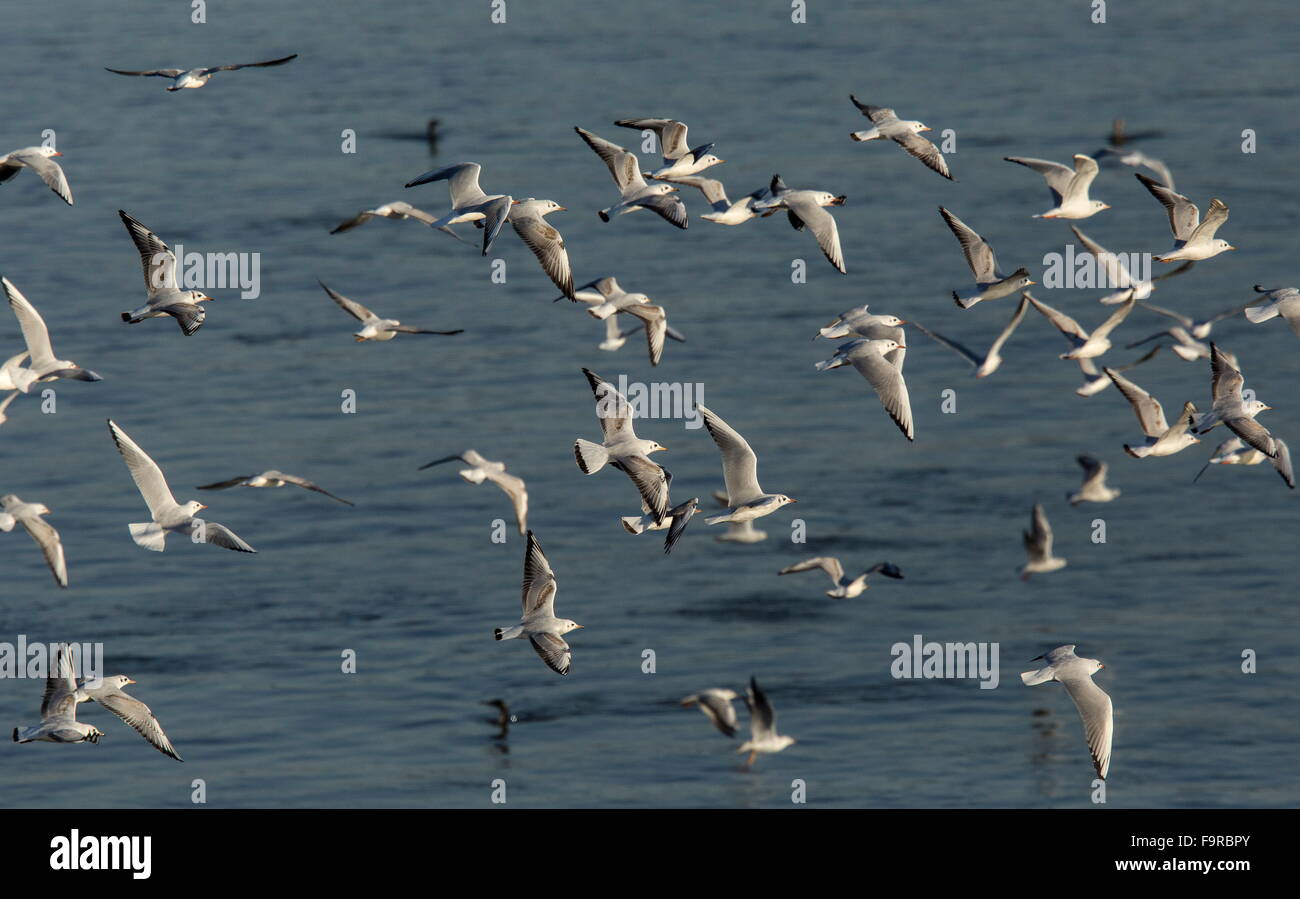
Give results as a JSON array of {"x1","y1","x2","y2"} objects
[
  {"x1": 1194, "y1": 436, "x2": 1293, "y2": 490},
  {"x1": 910, "y1": 294, "x2": 1028, "y2": 378},
  {"x1": 1026, "y1": 291, "x2": 1135, "y2": 360},
  {"x1": 329, "y1": 200, "x2": 467, "y2": 243},
  {"x1": 1070, "y1": 225, "x2": 1193, "y2": 305},
  {"x1": 1021, "y1": 645, "x2": 1112, "y2": 780},
  {"x1": 0, "y1": 493, "x2": 68, "y2": 587},
  {"x1": 1127, "y1": 299, "x2": 1249, "y2": 361},
  {"x1": 777, "y1": 557, "x2": 903, "y2": 598},
  {"x1": 1067, "y1": 456, "x2": 1121, "y2": 505},
  {"x1": 739, "y1": 677, "x2": 795, "y2": 769},
  {"x1": 681, "y1": 689, "x2": 739, "y2": 738},
  {"x1": 1020, "y1": 504, "x2": 1067, "y2": 579},
  {"x1": 419, "y1": 450, "x2": 528, "y2": 535},
  {"x1": 1244, "y1": 286, "x2": 1300, "y2": 337}
]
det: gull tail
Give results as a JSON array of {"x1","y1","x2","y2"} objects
[
  {"x1": 1020, "y1": 666, "x2": 1056, "y2": 686},
  {"x1": 574, "y1": 439, "x2": 609, "y2": 474},
  {"x1": 1245, "y1": 305, "x2": 1279, "y2": 324},
  {"x1": 704, "y1": 511, "x2": 732, "y2": 526},
  {"x1": 598, "y1": 209, "x2": 611, "y2": 222},
  {"x1": 494, "y1": 625, "x2": 523, "y2": 642},
  {"x1": 458, "y1": 469, "x2": 487, "y2": 485},
  {"x1": 954, "y1": 292, "x2": 981, "y2": 310},
  {"x1": 849, "y1": 128, "x2": 881, "y2": 142},
  {"x1": 128, "y1": 522, "x2": 167, "y2": 552},
  {"x1": 1123, "y1": 444, "x2": 1150, "y2": 459},
  {"x1": 621, "y1": 515, "x2": 648, "y2": 535}
]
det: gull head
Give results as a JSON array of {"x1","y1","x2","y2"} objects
[
  {"x1": 876, "y1": 315, "x2": 906, "y2": 327},
  {"x1": 182, "y1": 500, "x2": 207, "y2": 516},
  {"x1": 1090, "y1": 200, "x2": 1111, "y2": 213},
  {"x1": 34, "y1": 146, "x2": 62, "y2": 159},
  {"x1": 908, "y1": 121, "x2": 931, "y2": 134},
  {"x1": 1214, "y1": 240, "x2": 1236, "y2": 253},
  {"x1": 1010, "y1": 269, "x2": 1036, "y2": 288},
  {"x1": 769, "y1": 494, "x2": 797, "y2": 509},
  {"x1": 105, "y1": 675, "x2": 135, "y2": 690},
  {"x1": 190, "y1": 291, "x2": 214, "y2": 304},
  {"x1": 646, "y1": 440, "x2": 668, "y2": 454},
  {"x1": 1245, "y1": 400, "x2": 1271, "y2": 416},
  {"x1": 871, "y1": 338, "x2": 906, "y2": 355},
  {"x1": 650, "y1": 183, "x2": 677, "y2": 196},
  {"x1": 820, "y1": 193, "x2": 847, "y2": 207},
  {"x1": 697, "y1": 153, "x2": 724, "y2": 168},
  {"x1": 557, "y1": 619, "x2": 584, "y2": 635}
]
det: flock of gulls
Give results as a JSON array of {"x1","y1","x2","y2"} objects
[{"x1": 2, "y1": 51, "x2": 1292, "y2": 787}]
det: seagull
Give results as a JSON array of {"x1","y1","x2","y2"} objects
[
  {"x1": 698, "y1": 404, "x2": 796, "y2": 525},
  {"x1": 418, "y1": 450, "x2": 528, "y2": 535},
  {"x1": 1004, "y1": 154, "x2": 1109, "y2": 219},
  {"x1": 814, "y1": 305, "x2": 907, "y2": 341},
  {"x1": 1194, "y1": 436, "x2": 1293, "y2": 490},
  {"x1": 814, "y1": 338, "x2": 913, "y2": 440},
  {"x1": 0, "y1": 146, "x2": 73, "y2": 205},
  {"x1": 75, "y1": 675, "x2": 182, "y2": 761},
  {"x1": 592, "y1": 312, "x2": 686, "y2": 356},
  {"x1": 107, "y1": 419, "x2": 256, "y2": 553},
  {"x1": 12, "y1": 644, "x2": 103, "y2": 748},
  {"x1": 1092, "y1": 118, "x2": 1175, "y2": 189},
  {"x1": 681, "y1": 689, "x2": 740, "y2": 738},
  {"x1": 612, "y1": 117, "x2": 723, "y2": 179},
  {"x1": 1070, "y1": 226, "x2": 1193, "y2": 305},
  {"x1": 1067, "y1": 456, "x2": 1121, "y2": 505},
  {"x1": 1131, "y1": 296, "x2": 1249, "y2": 348},
  {"x1": 653, "y1": 175, "x2": 769, "y2": 225},
  {"x1": 778, "y1": 557, "x2": 903, "y2": 598},
  {"x1": 196, "y1": 470, "x2": 353, "y2": 506},
  {"x1": 0, "y1": 389, "x2": 17, "y2": 427},
  {"x1": 939, "y1": 207, "x2": 1034, "y2": 309},
  {"x1": 575, "y1": 368, "x2": 670, "y2": 524},
  {"x1": 1021, "y1": 645, "x2": 1112, "y2": 780},
  {"x1": 1135, "y1": 173, "x2": 1234, "y2": 262},
  {"x1": 118, "y1": 210, "x2": 214, "y2": 336},
  {"x1": 1020, "y1": 504, "x2": 1067, "y2": 579},
  {"x1": 104, "y1": 54, "x2": 298, "y2": 91},
  {"x1": 1104, "y1": 368, "x2": 1199, "y2": 459},
  {"x1": 1075, "y1": 346, "x2": 1161, "y2": 398},
  {"x1": 328, "y1": 200, "x2": 467, "y2": 243},
  {"x1": 562, "y1": 277, "x2": 670, "y2": 366},
  {"x1": 2, "y1": 277, "x2": 102, "y2": 392},
  {"x1": 1244, "y1": 286, "x2": 1300, "y2": 337},
  {"x1": 493, "y1": 531, "x2": 583, "y2": 676},
  {"x1": 1193, "y1": 344, "x2": 1277, "y2": 457},
  {"x1": 318, "y1": 281, "x2": 462, "y2": 342},
  {"x1": 1026, "y1": 291, "x2": 1136, "y2": 361},
  {"x1": 848, "y1": 96, "x2": 952, "y2": 180},
  {"x1": 709, "y1": 492, "x2": 767, "y2": 543},
  {"x1": 0, "y1": 494, "x2": 68, "y2": 587},
  {"x1": 910, "y1": 294, "x2": 1029, "y2": 378},
  {"x1": 754, "y1": 174, "x2": 847, "y2": 273},
  {"x1": 403, "y1": 162, "x2": 514, "y2": 255},
  {"x1": 619, "y1": 470, "x2": 698, "y2": 555},
  {"x1": 739, "y1": 677, "x2": 795, "y2": 769},
  {"x1": 508, "y1": 198, "x2": 575, "y2": 300},
  {"x1": 574, "y1": 127, "x2": 687, "y2": 228}
]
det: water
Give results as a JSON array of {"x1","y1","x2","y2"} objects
[{"x1": 1, "y1": 0, "x2": 1298, "y2": 808}]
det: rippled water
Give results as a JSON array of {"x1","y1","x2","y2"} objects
[{"x1": 1, "y1": 0, "x2": 1297, "y2": 808}]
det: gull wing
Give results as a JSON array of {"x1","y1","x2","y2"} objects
[
  {"x1": 698, "y1": 404, "x2": 763, "y2": 506},
  {"x1": 107, "y1": 419, "x2": 180, "y2": 516},
  {"x1": 520, "y1": 531, "x2": 557, "y2": 618},
  {"x1": 118, "y1": 210, "x2": 177, "y2": 295},
  {"x1": 939, "y1": 206, "x2": 999, "y2": 283}
]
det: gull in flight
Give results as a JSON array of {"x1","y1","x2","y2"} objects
[
  {"x1": 1070, "y1": 226, "x2": 1193, "y2": 305},
  {"x1": 12, "y1": 645, "x2": 103, "y2": 748},
  {"x1": 1004, "y1": 154, "x2": 1109, "y2": 219},
  {"x1": 613, "y1": 117, "x2": 723, "y2": 179},
  {"x1": 1075, "y1": 346, "x2": 1161, "y2": 398},
  {"x1": 1020, "y1": 504, "x2": 1067, "y2": 579},
  {"x1": 590, "y1": 312, "x2": 686, "y2": 357},
  {"x1": 754, "y1": 174, "x2": 847, "y2": 273},
  {"x1": 910, "y1": 294, "x2": 1029, "y2": 379},
  {"x1": 1104, "y1": 368, "x2": 1199, "y2": 459},
  {"x1": 105, "y1": 54, "x2": 298, "y2": 91},
  {"x1": 815, "y1": 337, "x2": 913, "y2": 440},
  {"x1": 1026, "y1": 291, "x2": 1136, "y2": 361},
  {"x1": 0, "y1": 146, "x2": 73, "y2": 205},
  {"x1": 403, "y1": 162, "x2": 514, "y2": 255},
  {"x1": 319, "y1": 281, "x2": 462, "y2": 342},
  {"x1": 1021, "y1": 645, "x2": 1112, "y2": 780},
  {"x1": 329, "y1": 200, "x2": 467, "y2": 243},
  {"x1": 710, "y1": 491, "x2": 767, "y2": 544},
  {"x1": 778, "y1": 557, "x2": 903, "y2": 598},
  {"x1": 2, "y1": 277, "x2": 102, "y2": 392},
  {"x1": 1, "y1": 494, "x2": 68, "y2": 587},
  {"x1": 1191, "y1": 344, "x2": 1277, "y2": 457},
  {"x1": 848, "y1": 96, "x2": 952, "y2": 180},
  {"x1": 681, "y1": 689, "x2": 739, "y2": 738},
  {"x1": 1128, "y1": 299, "x2": 1250, "y2": 360},
  {"x1": 196, "y1": 470, "x2": 353, "y2": 506},
  {"x1": 698, "y1": 404, "x2": 796, "y2": 525},
  {"x1": 118, "y1": 210, "x2": 214, "y2": 336},
  {"x1": 508, "y1": 198, "x2": 575, "y2": 300},
  {"x1": 493, "y1": 531, "x2": 583, "y2": 676},
  {"x1": 574, "y1": 127, "x2": 687, "y2": 228},
  {"x1": 1067, "y1": 456, "x2": 1121, "y2": 505},
  {"x1": 1244, "y1": 286, "x2": 1300, "y2": 337},
  {"x1": 0, "y1": 388, "x2": 17, "y2": 427},
  {"x1": 1194, "y1": 436, "x2": 1293, "y2": 490},
  {"x1": 939, "y1": 207, "x2": 1034, "y2": 309},
  {"x1": 619, "y1": 470, "x2": 698, "y2": 555},
  {"x1": 654, "y1": 175, "x2": 769, "y2": 225},
  {"x1": 75, "y1": 674, "x2": 183, "y2": 761},
  {"x1": 575, "y1": 368, "x2": 670, "y2": 524},
  {"x1": 814, "y1": 305, "x2": 907, "y2": 341},
  {"x1": 739, "y1": 677, "x2": 795, "y2": 769},
  {"x1": 561, "y1": 277, "x2": 669, "y2": 366},
  {"x1": 1136, "y1": 173, "x2": 1234, "y2": 262},
  {"x1": 107, "y1": 419, "x2": 256, "y2": 553},
  {"x1": 1092, "y1": 118, "x2": 1175, "y2": 189},
  {"x1": 419, "y1": 450, "x2": 528, "y2": 535}
]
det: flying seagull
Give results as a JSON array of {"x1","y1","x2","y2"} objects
[
  {"x1": 754, "y1": 174, "x2": 847, "y2": 273},
  {"x1": 681, "y1": 689, "x2": 740, "y2": 738},
  {"x1": 419, "y1": 450, "x2": 528, "y2": 535},
  {"x1": 76, "y1": 674, "x2": 183, "y2": 761},
  {"x1": 1020, "y1": 504, "x2": 1066, "y2": 579},
  {"x1": 612, "y1": 117, "x2": 723, "y2": 179},
  {"x1": 107, "y1": 419, "x2": 256, "y2": 553},
  {"x1": 1067, "y1": 456, "x2": 1121, "y2": 505},
  {"x1": 12, "y1": 644, "x2": 103, "y2": 748},
  {"x1": 2, "y1": 277, "x2": 102, "y2": 392},
  {"x1": 1194, "y1": 344, "x2": 1277, "y2": 457},
  {"x1": 196, "y1": 471, "x2": 353, "y2": 506},
  {"x1": 563, "y1": 277, "x2": 669, "y2": 366},
  {"x1": 939, "y1": 206, "x2": 1034, "y2": 309},
  {"x1": 118, "y1": 210, "x2": 214, "y2": 336},
  {"x1": 619, "y1": 469, "x2": 698, "y2": 554},
  {"x1": 1194, "y1": 436, "x2": 1293, "y2": 490},
  {"x1": 1135, "y1": 173, "x2": 1234, "y2": 262},
  {"x1": 574, "y1": 127, "x2": 687, "y2": 229},
  {"x1": 319, "y1": 281, "x2": 462, "y2": 341},
  {"x1": 849, "y1": 96, "x2": 952, "y2": 180},
  {"x1": 0, "y1": 494, "x2": 68, "y2": 588},
  {"x1": 0, "y1": 146, "x2": 73, "y2": 205},
  {"x1": 1070, "y1": 226, "x2": 1193, "y2": 305},
  {"x1": 815, "y1": 337, "x2": 913, "y2": 440},
  {"x1": 1021, "y1": 645, "x2": 1112, "y2": 780},
  {"x1": 710, "y1": 491, "x2": 767, "y2": 544},
  {"x1": 778, "y1": 557, "x2": 903, "y2": 598},
  {"x1": 508, "y1": 198, "x2": 575, "y2": 300},
  {"x1": 1004, "y1": 154, "x2": 1109, "y2": 219},
  {"x1": 698, "y1": 404, "x2": 797, "y2": 525},
  {"x1": 1104, "y1": 368, "x2": 1199, "y2": 459},
  {"x1": 739, "y1": 677, "x2": 795, "y2": 769},
  {"x1": 1026, "y1": 291, "x2": 1136, "y2": 361},
  {"x1": 493, "y1": 531, "x2": 583, "y2": 676},
  {"x1": 105, "y1": 54, "x2": 298, "y2": 91},
  {"x1": 1244, "y1": 286, "x2": 1300, "y2": 337},
  {"x1": 403, "y1": 162, "x2": 514, "y2": 255},
  {"x1": 910, "y1": 294, "x2": 1029, "y2": 379},
  {"x1": 328, "y1": 200, "x2": 467, "y2": 243},
  {"x1": 653, "y1": 175, "x2": 769, "y2": 225},
  {"x1": 575, "y1": 368, "x2": 670, "y2": 524}
]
